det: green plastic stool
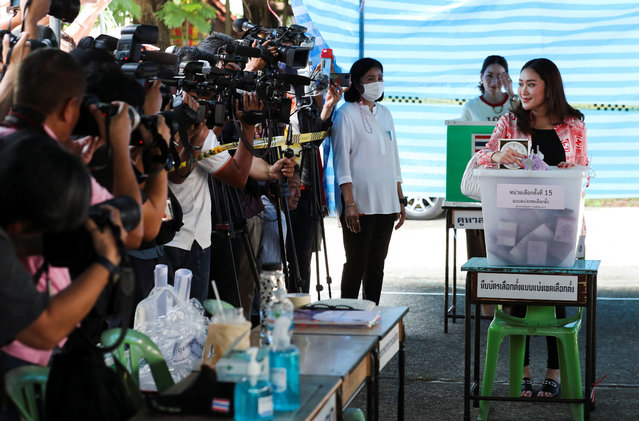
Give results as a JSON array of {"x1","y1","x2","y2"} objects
[
  {"x1": 477, "y1": 305, "x2": 584, "y2": 421},
  {"x1": 4, "y1": 365, "x2": 50, "y2": 421},
  {"x1": 101, "y1": 328, "x2": 175, "y2": 393}
]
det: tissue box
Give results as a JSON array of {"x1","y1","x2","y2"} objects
[
  {"x1": 216, "y1": 348, "x2": 270, "y2": 383},
  {"x1": 478, "y1": 167, "x2": 588, "y2": 267}
]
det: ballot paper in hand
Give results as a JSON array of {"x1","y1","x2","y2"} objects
[{"x1": 293, "y1": 309, "x2": 381, "y2": 328}]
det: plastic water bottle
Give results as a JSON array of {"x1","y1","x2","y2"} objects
[
  {"x1": 269, "y1": 316, "x2": 300, "y2": 412},
  {"x1": 234, "y1": 347, "x2": 274, "y2": 421},
  {"x1": 259, "y1": 263, "x2": 284, "y2": 345}
]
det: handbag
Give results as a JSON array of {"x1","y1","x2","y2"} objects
[{"x1": 460, "y1": 153, "x2": 481, "y2": 201}]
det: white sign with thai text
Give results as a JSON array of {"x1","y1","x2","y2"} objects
[
  {"x1": 477, "y1": 273, "x2": 578, "y2": 301},
  {"x1": 378, "y1": 323, "x2": 400, "y2": 370},
  {"x1": 496, "y1": 183, "x2": 565, "y2": 210},
  {"x1": 312, "y1": 391, "x2": 337, "y2": 421},
  {"x1": 453, "y1": 210, "x2": 484, "y2": 229}
]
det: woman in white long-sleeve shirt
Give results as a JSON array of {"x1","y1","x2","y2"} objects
[{"x1": 331, "y1": 57, "x2": 406, "y2": 305}]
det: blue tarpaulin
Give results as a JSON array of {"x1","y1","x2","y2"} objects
[{"x1": 292, "y1": 0, "x2": 639, "y2": 212}]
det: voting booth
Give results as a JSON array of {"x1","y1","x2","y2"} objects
[{"x1": 443, "y1": 120, "x2": 496, "y2": 332}]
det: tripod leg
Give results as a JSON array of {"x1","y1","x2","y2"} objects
[{"x1": 306, "y1": 144, "x2": 332, "y2": 298}]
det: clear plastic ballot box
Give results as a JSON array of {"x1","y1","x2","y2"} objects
[{"x1": 477, "y1": 166, "x2": 588, "y2": 267}]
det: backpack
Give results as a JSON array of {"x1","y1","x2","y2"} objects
[{"x1": 45, "y1": 330, "x2": 142, "y2": 420}]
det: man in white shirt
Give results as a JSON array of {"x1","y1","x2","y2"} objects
[{"x1": 166, "y1": 91, "x2": 294, "y2": 303}]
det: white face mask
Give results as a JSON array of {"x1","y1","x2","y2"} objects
[{"x1": 361, "y1": 81, "x2": 384, "y2": 101}]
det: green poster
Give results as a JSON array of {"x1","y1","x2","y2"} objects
[{"x1": 445, "y1": 120, "x2": 496, "y2": 204}]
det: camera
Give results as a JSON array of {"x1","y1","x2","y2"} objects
[
  {"x1": 0, "y1": 26, "x2": 58, "y2": 57},
  {"x1": 115, "y1": 25, "x2": 178, "y2": 84},
  {"x1": 232, "y1": 18, "x2": 314, "y2": 69},
  {"x1": 48, "y1": 0, "x2": 80, "y2": 23},
  {"x1": 8, "y1": 0, "x2": 79, "y2": 22},
  {"x1": 42, "y1": 196, "x2": 141, "y2": 275}
]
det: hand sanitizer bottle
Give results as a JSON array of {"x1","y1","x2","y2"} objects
[
  {"x1": 269, "y1": 316, "x2": 300, "y2": 412},
  {"x1": 234, "y1": 347, "x2": 273, "y2": 421}
]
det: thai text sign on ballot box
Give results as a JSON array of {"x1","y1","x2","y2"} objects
[{"x1": 496, "y1": 184, "x2": 566, "y2": 210}]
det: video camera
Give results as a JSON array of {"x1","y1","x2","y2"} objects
[
  {"x1": 114, "y1": 24, "x2": 178, "y2": 83},
  {"x1": 232, "y1": 18, "x2": 313, "y2": 69},
  {"x1": 175, "y1": 56, "x2": 311, "y2": 125}
]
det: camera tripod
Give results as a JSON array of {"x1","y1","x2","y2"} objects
[
  {"x1": 297, "y1": 140, "x2": 333, "y2": 300},
  {"x1": 265, "y1": 145, "x2": 303, "y2": 294},
  {"x1": 209, "y1": 175, "x2": 261, "y2": 310},
  {"x1": 292, "y1": 94, "x2": 333, "y2": 300}
]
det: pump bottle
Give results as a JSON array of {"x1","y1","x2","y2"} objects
[
  {"x1": 269, "y1": 316, "x2": 300, "y2": 412},
  {"x1": 234, "y1": 347, "x2": 274, "y2": 421}
]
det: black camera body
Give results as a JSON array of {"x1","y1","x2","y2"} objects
[
  {"x1": 115, "y1": 24, "x2": 159, "y2": 63},
  {"x1": 0, "y1": 26, "x2": 58, "y2": 57},
  {"x1": 42, "y1": 196, "x2": 141, "y2": 275}
]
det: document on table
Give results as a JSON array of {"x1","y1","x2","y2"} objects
[{"x1": 293, "y1": 310, "x2": 381, "y2": 328}]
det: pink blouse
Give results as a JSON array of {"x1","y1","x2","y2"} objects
[{"x1": 476, "y1": 113, "x2": 588, "y2": 167}]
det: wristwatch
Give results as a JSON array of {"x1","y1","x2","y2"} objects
[
  {"x1": 399, "y1": 197, "x2": 408, "y2": 206},
  {"x1": 95, "y1": 256, "x2": 120, "y2": 283}
]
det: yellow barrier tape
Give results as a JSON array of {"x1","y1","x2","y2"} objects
[
  {"x1": 384, "y1": 95, "x2": 639, "y2": 112},
  {"x1": 169, "y1": 129, "x2": 330, "y2": 172}
]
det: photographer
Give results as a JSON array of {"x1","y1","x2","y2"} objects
[
  {"x1": 165, "y1": 33, "x2": 296, "y2": 304},
  {"x1": 2, "y1": 47, "x2": 144, "y2": 249},
  {"x1": 0, "y1": 48, "x2": 143, "y2": 374},
  {"x1": 0, "y1": 135, "x2": 119, "y2": 372}
]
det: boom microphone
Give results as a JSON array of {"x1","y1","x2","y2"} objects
[
  {"x1": 232, "y1": 18, "x2": 258, "y2": 33},
  {"x1": 226, "y1": 43, "x2": 262, "y2": 58},
  {"x1": 176, "y1": 46, "x2": 221, "y2": 66},
  {"x1": 143, "y1": 51, "x2": 178, "y2": 66},
  {"x1": 276, "y1": 73, "x2": 312, "y2": 86}
]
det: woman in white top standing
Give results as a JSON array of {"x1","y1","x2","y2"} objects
[
  {"x1": 331, "y1": 57, "x2": 406, "y2": 305},
  {"x1": 462, "y1": 55, "x2": 517, "y2": 122},
  {"x1": 460, "y1": 56, "x2": 518, "y2": 312}
]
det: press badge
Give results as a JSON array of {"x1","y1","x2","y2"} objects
[{"x1": 162, "y1": 198, "x2": 173, "y2": 222}]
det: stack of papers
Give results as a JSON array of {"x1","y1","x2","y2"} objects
[
  {"x1": 293, "y1": 309, "x2": 381, "y2": 328},
  {"x1": 304, "y1": 298, "x2": 376, "y2": 311}
]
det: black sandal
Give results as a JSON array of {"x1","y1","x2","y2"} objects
[
  {"x1": 538, "y1": 378, "x2": 560, "y2": 398},
  {"x1": 520, "y1": 377, "x2": 533, "y2": 397}
]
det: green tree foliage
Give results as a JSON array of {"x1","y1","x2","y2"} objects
[
  {"x1": 156, "y1": 0, "x2": 218, "y2": 44},
  {"x1": 108, "y1": 0, "x2": 142, "y2": 27}
]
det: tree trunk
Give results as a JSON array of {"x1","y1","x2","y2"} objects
[
  {"x1": 243, "y1": 0, "x2": 281, "y2": 27},
  {"x1": 133, "y1": 0, "x2": 172, "y2": 49}
]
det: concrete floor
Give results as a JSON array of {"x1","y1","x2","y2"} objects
[{"x1": 310, "y1": 207, "x2": 639, "y2": 420}]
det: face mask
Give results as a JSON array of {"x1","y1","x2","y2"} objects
[{"x1": 361, "y1": 81, "x2": 384, "y2": 101}]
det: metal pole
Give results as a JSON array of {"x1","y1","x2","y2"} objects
[
  {"x1": 358, "y1": 1, "x2": 364, "y2": 59},
  {"x1": 49, "y1": 17, "x2": 61, "y2": 45},
  {"x1": 99, "y1": 12, "x2": 106, "y2": 35}
]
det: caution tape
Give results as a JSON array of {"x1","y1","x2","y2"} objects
[
  {"x1": 384, "y1": 95, "x2": 639, "y2": 112},
  {"x1": 169, "y1": 129, "x2": 330, "y2": 172}
]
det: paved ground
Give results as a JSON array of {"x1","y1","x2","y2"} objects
[{"x1": 308, "y1": 207, "x2": 639, "y2": 420}]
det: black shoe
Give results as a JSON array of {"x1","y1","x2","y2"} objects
[
  {"x1": 538, "y1": 378, "x2": 560, "y2": 398},
  {"x1": 520, "y1": 377, "x2": 533, "y2": 397}
]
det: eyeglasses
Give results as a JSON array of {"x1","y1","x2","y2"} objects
[{"x1": 303, "y1": 303, "x2": 356, "y2": 311}]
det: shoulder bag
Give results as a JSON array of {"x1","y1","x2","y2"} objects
[{"x1": 460, "y1": 153, "x2": 481, "y2": 201}]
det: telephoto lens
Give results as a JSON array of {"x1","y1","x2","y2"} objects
[{"x1": 48, "y1": 0, "x2": 80, "y2": 23}]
